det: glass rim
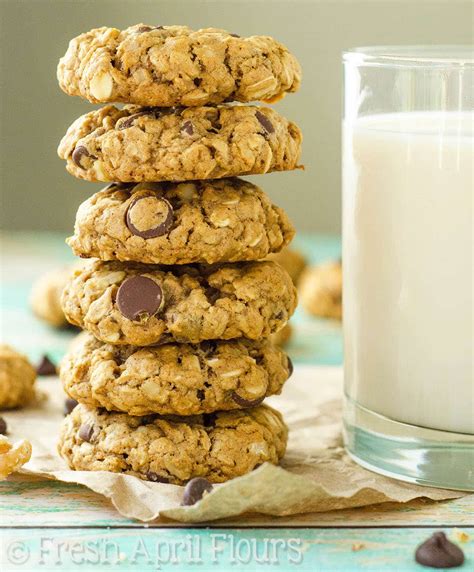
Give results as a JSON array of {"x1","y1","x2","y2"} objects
[{"x1": 343, "y1": 45, "x2": 474, "y2": 67}]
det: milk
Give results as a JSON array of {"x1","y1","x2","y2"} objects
[{"x1": 343, "y1": 112, "x2": 473, "y2": 434}]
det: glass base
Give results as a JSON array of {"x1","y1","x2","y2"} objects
[{"x1": 343, "y1": 397, "x2": 474, "y2": 492}]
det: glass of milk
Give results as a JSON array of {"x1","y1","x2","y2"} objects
[{"x1": 343, "y1": 47, "x2": 473, "y2": 491}]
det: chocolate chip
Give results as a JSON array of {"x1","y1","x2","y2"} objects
[
  {"x1": 78, "y1": 423, "x2": 94, "y2": 442},
  {"x1": 64, "y1": 398, "x2": 78, "y2": 416},
  {"x1": 415, "y1": 532, "x2": 464, "y2": 568},
  {"x1": 180, "y1": 120, "x2": 194, "y2": 136},
  {"x1": 36, "y1": 355, "x2": 56, "y2": 376},
  {"x1": 116, "y1": 275, "x2": 163, "y2": 321},
  {"x1": 182, "y1": 477, "x2": 213, "y2": 506},
  {"x1": 287, "y1": 356, "x2": 294, "y2": 377},
  {"x1": 255, "y1": 111, "x2": 275, "y2": 134},
  {"x1": 231, "y1": 392, "x2": 265, "y2": 408},
  {"x1": 0, "y1": 417, "x2": 7, "y2": 435},
  {"x1": 72, "y1": 146, "x2": 95, "y2": 169},
  {"x1": 196, "y1": 389, "x2": 205, "y2": 401},
  {"x1": 126, "y1": 195, "x2": 174, "y2": 239},
  {"x1": 230, "y1": 33, "x2": 240, "y2": 38},
  {"x1": 118, "y1": 110, "x2": 160, "y2": 130},
  {"x1": 193, "y1": 78, "x2": 202, "y2": 87},
  {"x1": 137, "y1": 25, "x2": 164, "y2": 33},
  {"x1": 146, "y1": 471, "x2": 169, "y2": 483}
]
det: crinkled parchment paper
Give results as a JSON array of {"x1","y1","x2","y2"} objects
[{"x1": 5, "y1": 366, "x2": 463, "y2": 522}]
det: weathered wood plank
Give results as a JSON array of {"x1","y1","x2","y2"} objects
[
  {"x1": 1, "y1": 527, "x2": 472, "y2": 572},
  {"x1": 1, "y1": 475, "x2": 473, "y2": 528}
]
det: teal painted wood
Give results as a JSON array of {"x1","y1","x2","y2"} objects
[
  {"x1": 1, "y1": 528, "x2": 472, "y2": 572},
  {"x1": 1, "y1": 476, "x2": 473, "y2": 528}
]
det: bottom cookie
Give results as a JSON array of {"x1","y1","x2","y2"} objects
[{"x1": 58, "y1": 403, "x2": 288, "y2": 484}]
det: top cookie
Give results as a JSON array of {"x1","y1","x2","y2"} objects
[{"x1": 57, "y1": 24, "x2": 301, "y2": 107}]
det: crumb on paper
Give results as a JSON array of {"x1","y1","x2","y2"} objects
[
  {"x1": 0, "y1": 435, "x2": 32, "y2": 480},
  {"x1": 352, "y1": 542, "x2": 366, "y2": 552}
]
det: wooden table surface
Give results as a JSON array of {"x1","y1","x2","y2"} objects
[{"x1": 1, "y1": 232, "x2": 472, "y2": 571}]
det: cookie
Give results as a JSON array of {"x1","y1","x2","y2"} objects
[
  {"x1": 0, "y1": 345, "x2": 36, "y2": 410},
  {"x1": 58, "y1": 403, "x2": 288, "y2": 484},
  {"x1": 269, "y1": 323, "x2": 293, "y2": 347},
  {"x1": 57, "y1": 104, "x2": 302, "y2": 182},
  {"x1": 267, "y1": 247, "x2": 307, "y2": 285},
  {"x1": 30, "y1": 266, "x2": 72, "y2": 327},
  {"x1": 60, "y1": 333, "x2": 292, "y2": 416},
  {"x1": 57, "y1": 25, "x2": 301, "y2": 107},
  {"x1": 300, "y1": 260, "x2": 342, "y2": 320},
  {"x1": 68, "y1": 179, "x2": 294, "y2": 265},
  {"x1": 0, "y1": 436, "x2": 32, "y2": 480},
  {"x1": 61, "y1": 259, "x2": 297, "y2": 346}
]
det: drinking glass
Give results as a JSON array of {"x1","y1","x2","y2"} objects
[{"x1": 343, "y1": 46, "x2": 473, "y2": 491}]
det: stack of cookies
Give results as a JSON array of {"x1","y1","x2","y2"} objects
[{"x1": 56, "y1": 24, "x2": 302, "y2": 486}]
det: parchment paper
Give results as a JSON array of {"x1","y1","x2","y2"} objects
[{"x1": 5, "y1": 366, "x2": 464, "y2": 523}]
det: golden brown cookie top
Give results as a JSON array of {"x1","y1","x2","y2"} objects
[{"x1": 57, "y1": 24, "x2": 301, "y2": 107}]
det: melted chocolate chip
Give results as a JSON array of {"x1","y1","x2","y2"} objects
[
  {"x1": 116, "y1": 275, "x2": 163, "y2": 321},
  {"x1": 125, "y1": 195, "x2": 174, "y2": 239},
  {"x1": 72, "y1": 146, "x2": 95, "y2": 169},
  {"x1": 415, "y1": 532, "x2": 464, "y2": 568},
  {"x1": 36, "y1": 355, "x2": 56, "y2": 376},
  {"x1": 180, "y1": 120, "x2": 194, "y2": 136},
  {"x1": 146, "y1": 471, "x2": 169, "y2": 483},
  {"x1": 0, "y1": 417, "x2": 7, "y2": 435},
  {"x1": 196, "y1": 389, "x2": 205, "y2": 401},
  {"x1": 231, "y1": 392, "x2": 265, "y2": 408},
  {"x1": 181, "y1": 477, "x2": 213, "y2": 506},
  {"x1": 64, "y1": 398, "x2": 78, "y2": 416},
  {"x1": 78, "y1": 423, "x2": 94, "y2": 442},
  {"x1": 287, "y1": 356, "x2": 294, "y2": 377},
  {"x1": 118, "y1": 110, "x2": 160, "y2": 130},
  {"x1": 255, "y1": 111, "x2": 275, "y2": 134},
  {"x1": 137, "y1": 25, "x2": 164, "y2": 33}
]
